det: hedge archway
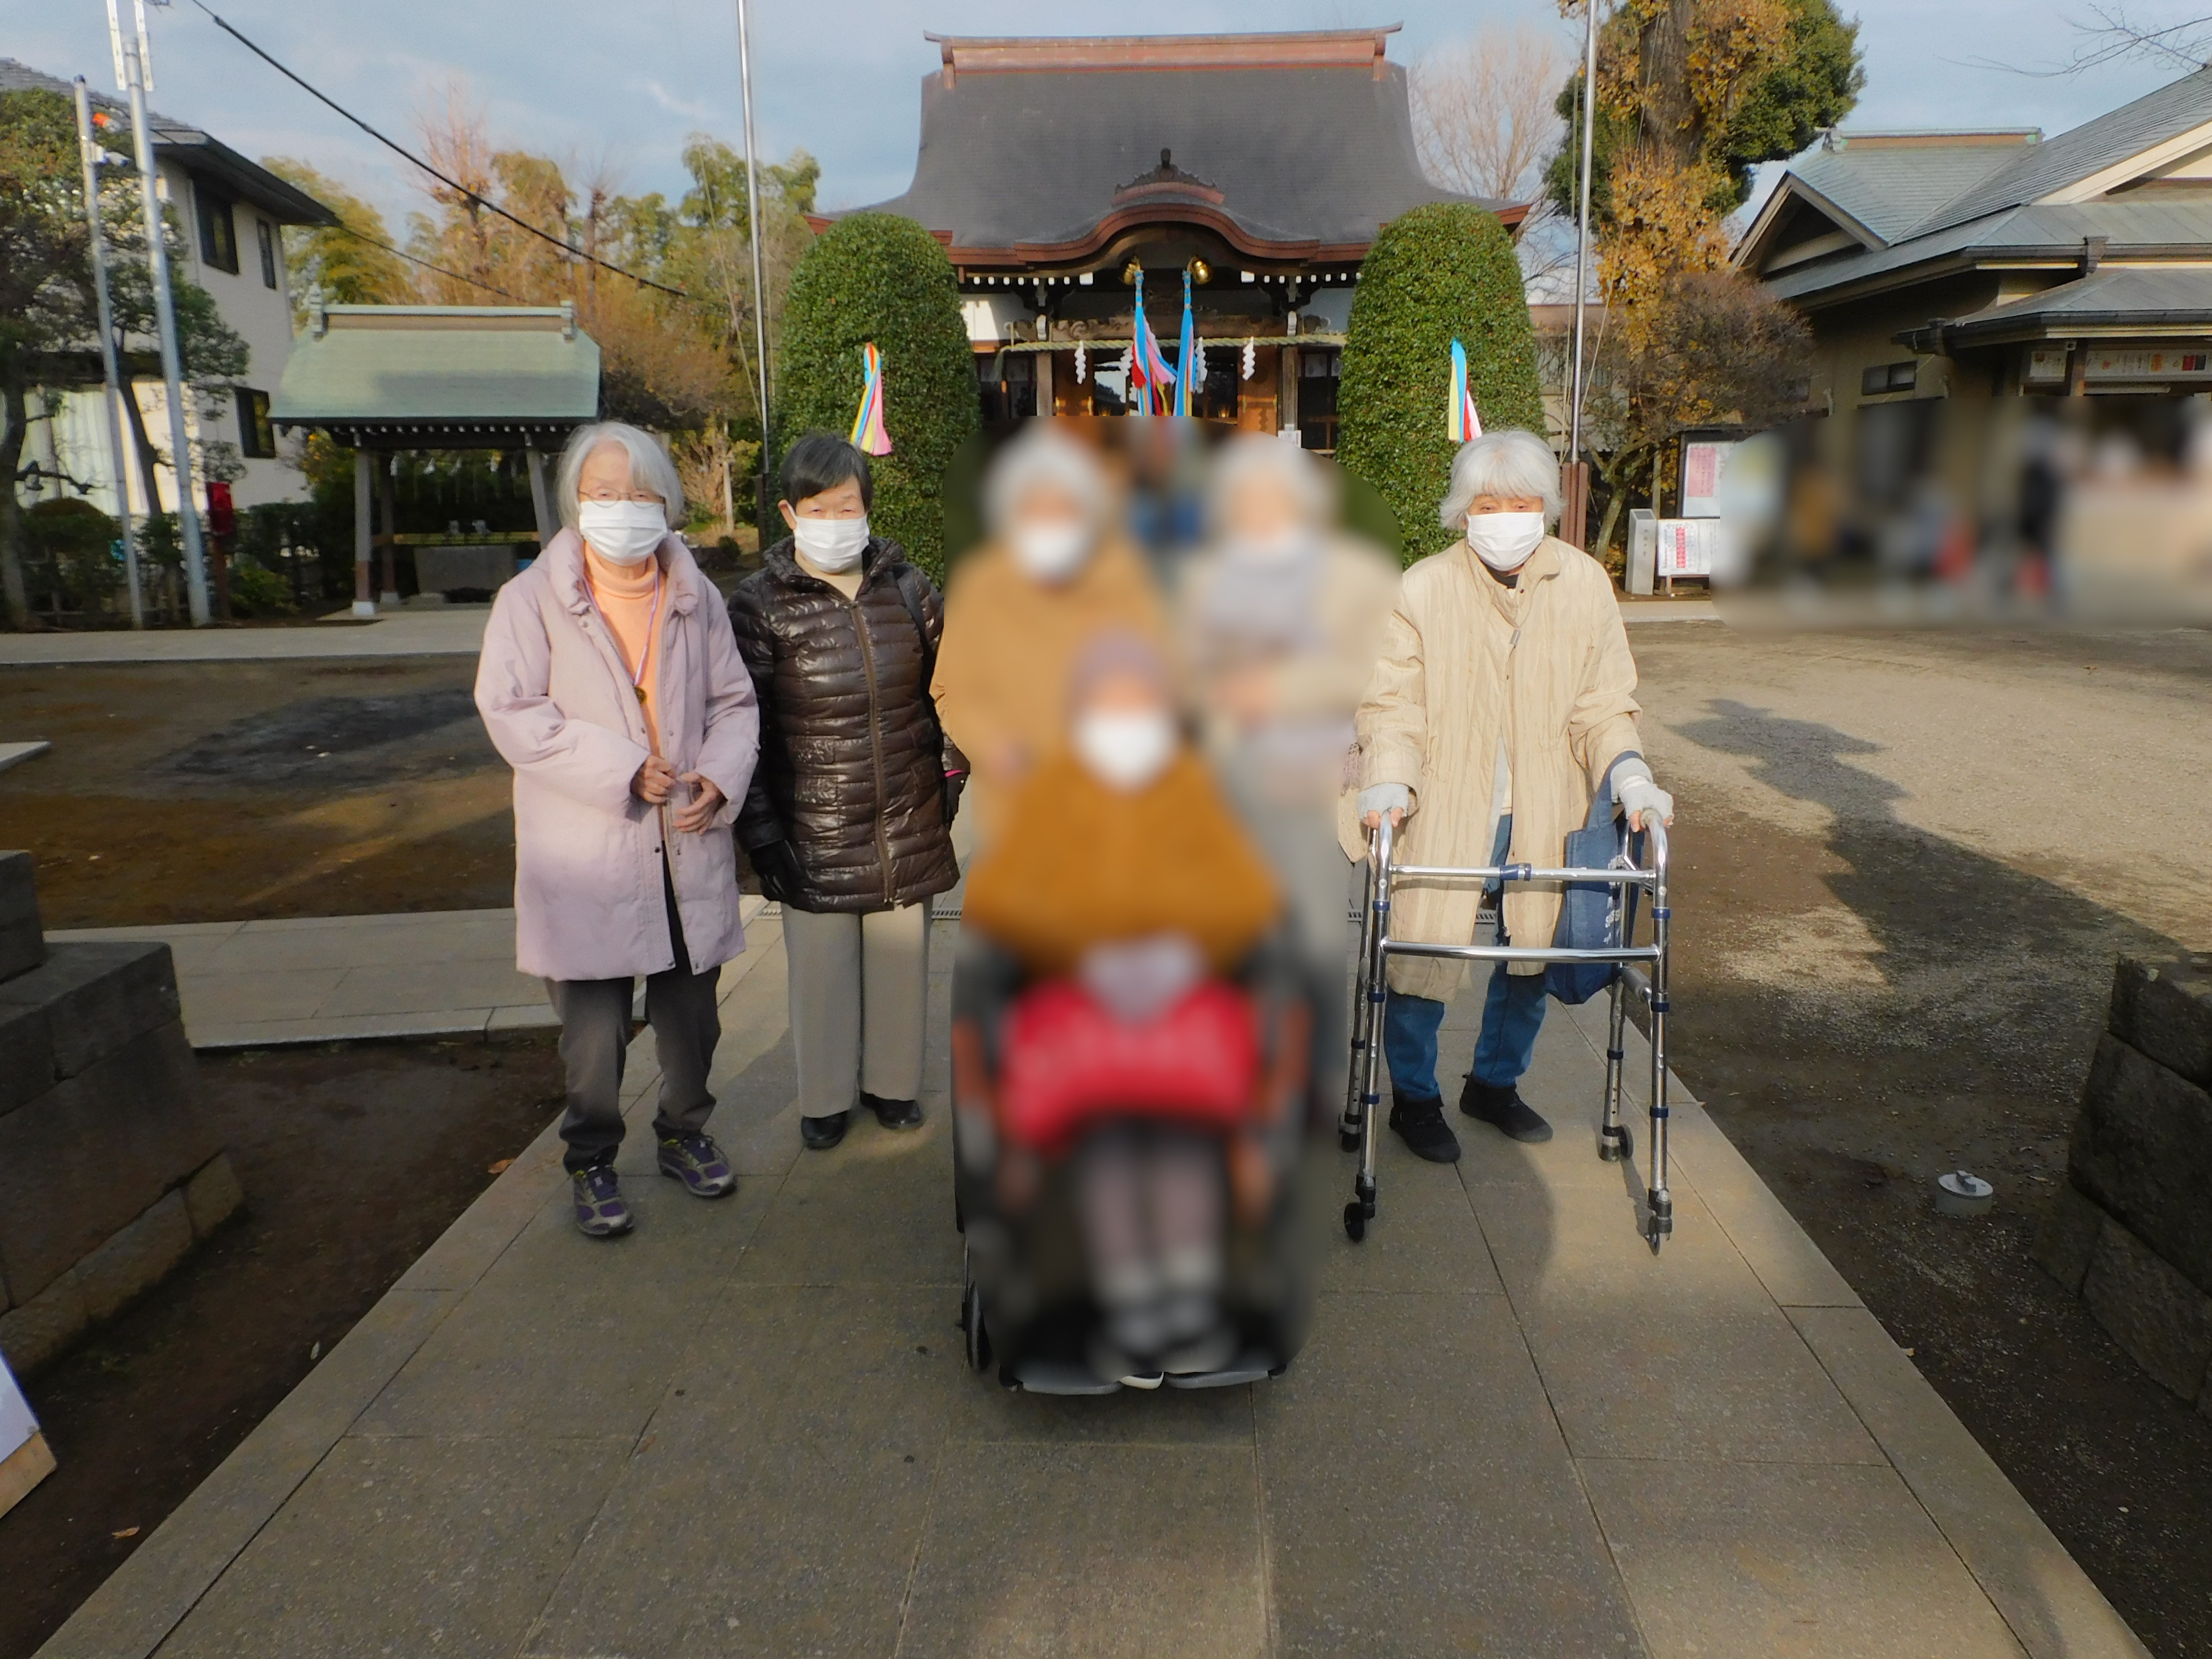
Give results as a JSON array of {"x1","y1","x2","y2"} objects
[
  {"x1": 774, "y1": 212, "x2": 979, "y2": 577},
  {"x1": 1336, "y1": 203, "x2": 1545, "y2": 563}
]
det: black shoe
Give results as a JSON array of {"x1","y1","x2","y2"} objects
[
  {"x1": 1460, "y1": 1079, "x2": 1554, "y2": 1143},
  {"x1": 1387, "y1": 1094, "x2": 1461, "y2": 1162},
  {"x1": 864, "y1": 1092, "x2": 923, "y2": 1130},
  {"x1": 801, "y1": 1110, "x2": 850, "y2": 1150}
]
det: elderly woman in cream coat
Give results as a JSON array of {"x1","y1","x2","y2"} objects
[
  {"x1": 477, "y1": 421, "x2": 760, "y2": 1236},
  {"x1": 1354, "y1": 429, "x2": 1675, "y2": 1162}
]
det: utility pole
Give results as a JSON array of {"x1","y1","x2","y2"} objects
[
  {"x1": 107, "y1": 0, "x2": 211, "y2": 625},
  {"x1": 73, "y1": 77, "x2": 144, "y2": 627},
  {"x1": 734, "y1": 0, "x2": 773, "y2": 530},
  {"x1": 1569, "y1": 0, "x2": 1600, "y2": 465}
]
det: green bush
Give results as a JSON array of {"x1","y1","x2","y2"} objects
[
  {"x1": 1337, "y1": 204, "x2": 1546, "y2": 563},
  {"x1": 23, "y1": 498, "x2": 122, "y2": 607},
  {"x1": 774, "y1": 212, "x2": 980, "y2": 578},
  {"x1": 227, "y1": 558, "x2": 294, "y2": 617}
]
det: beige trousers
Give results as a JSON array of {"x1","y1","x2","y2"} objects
[{"x1": 782, "y1": 902, "x2": 931, "y2": 1119}]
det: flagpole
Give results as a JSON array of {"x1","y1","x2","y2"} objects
[{"x1": 734, "y1": 0, "x2": 772, "y2": 518}]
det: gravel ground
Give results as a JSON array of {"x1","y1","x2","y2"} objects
[{"x1": 1635, "y1": 622, "x2": 2212, "y2": 1657}]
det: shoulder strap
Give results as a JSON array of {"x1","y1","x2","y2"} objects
[{"x1": 891, "y1": 562, "x2": 937, "y2": 688}]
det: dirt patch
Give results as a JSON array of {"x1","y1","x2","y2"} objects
[
  {"x1": 1667, "y1": 793, "x2": 2212, "y2": 1658},
  {"x1": 0, "y1": 1036, "x2": 566, "y2": 1659},
  {"x1": 0, "y1": 662, "x2": 515, "y2": 926}
]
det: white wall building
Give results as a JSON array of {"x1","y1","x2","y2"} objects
[{"x1": 2, "y1": 59, "x2": 333, "y2": 521}]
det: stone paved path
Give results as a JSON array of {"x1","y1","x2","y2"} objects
[
  {"x1": 39, "y1": 916, "x2": 2145, "y2": 1659},
  {"x1": 0, "y1": 609, "x2": 488, "y2": 666}
]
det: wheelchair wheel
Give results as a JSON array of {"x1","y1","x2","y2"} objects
[
  {"x1": 961, "y1": 1263, "x2": 992, "y2": 1373},
  {"x1": 1343, "y1": 1201, "x2": 1366, "y2": 1242}
]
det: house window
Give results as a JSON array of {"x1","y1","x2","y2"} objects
[
  {"x1": 1860, "y1": 360, "x2": 1917, "y2": 397},
  {"x1": 238, "y1": 390, "x2": 275, "y2": 459},
  {"x1": 1299, "y1": 348, "x2": 1342, "y2": 452},
  {"x1": 256, "y1": 218, "x2": 278, "y2": 289},
  {"x1": 196, "y1": 185, "x2": 240, "y2": 274}
]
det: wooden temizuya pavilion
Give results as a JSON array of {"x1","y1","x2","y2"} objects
[
  {"x1": 268, "y1": 302, "x2": 600, "y2": 615},
  {"x1": 845, "y1": 26, "x2": 1525, "y2": 449}
]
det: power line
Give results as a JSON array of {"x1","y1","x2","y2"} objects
[
  {"x1": 328, "y1": 220, "x2": 522, "y2": 301},
  {"x1": 186, "y1": 0, "x2": 693, "y2": 302}
]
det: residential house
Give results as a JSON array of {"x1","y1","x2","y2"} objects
[{"x1": 1, "y1": 58, "x2": 333, "y2": 521}]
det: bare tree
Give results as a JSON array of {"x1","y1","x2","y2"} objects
[
  {"x1": 2053, "y1": 3, "x2": 2212, "y2": 70},
  {"x1": 1411, "y1": 24, "x2": 1570, "y2": 202}
]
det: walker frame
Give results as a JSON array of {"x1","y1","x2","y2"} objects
[{"x1": 1338, "y1": 813, "x2": 1677, "y2": 1250}]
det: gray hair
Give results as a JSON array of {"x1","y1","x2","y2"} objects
[
  {"x1": 1206, "y1": 433, "x2": 1334, "y2": 535},
  {"x1": 985, "y1": 424, "x2": 1109, "y2": 536},
  {"x1": 556, "y1": 421, "x2": 685, "y2": 530},
  {"x1": 1439, "y1": 429, "x2": 1563, "y2": 529}
]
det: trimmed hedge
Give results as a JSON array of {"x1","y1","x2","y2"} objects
[
  {"x1": 774, "y1": 212, "x2": 979, "y2": 578},
  {"x1": 1337, "y1": 204, "x2": 1545, "y2": 563}
]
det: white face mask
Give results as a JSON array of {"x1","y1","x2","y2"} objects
[
  {"x1": 1074, "y1": 709, "x2": 1178, "y2": 792},
  {"x1": 1011, "y1": 519, "x2": 1092, "y2": 583},
  {"x1": 577, "y1": 500, "x2": 667, "y2": 566},
  {"x1": 791, "y1": 515, "x2": 870, "y2": 573},
  {"x1": 1466, "y1": 511, "x2": 1547, "y2": 572}
]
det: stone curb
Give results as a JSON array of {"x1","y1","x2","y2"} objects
[{"x1": 34, "y1": 923, "x2": 782, "y2": 1659}]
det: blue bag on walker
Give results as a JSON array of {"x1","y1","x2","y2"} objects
[{"x1": 1547, "y1": 754, "x2": 1646, "y2": 1005}]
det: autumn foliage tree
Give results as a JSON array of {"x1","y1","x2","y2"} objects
[
  {"x1": 1547, "y1": 0, "x2": 1860, "y2": 310},
  {"x1": 1582, "y1": 269, "x2": 1813, "y2": 554}
]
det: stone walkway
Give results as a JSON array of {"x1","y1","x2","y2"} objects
[
  {"x1": 0, "y1": 599, "x2": 1712, "y2": 673},
  {"x1": 38, "y1": 917, "x2": 2144, "y2": 1659},
  {"x1": 0, "y1": 609, "x2": 488, "y2": 666}
]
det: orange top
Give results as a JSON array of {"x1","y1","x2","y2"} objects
[
  {"x1": 584, "y1": 546, "x2": 663, "y2": 756},
  {"x1": 962, "y1": 748, "x2": 1280, "y2": 977}
]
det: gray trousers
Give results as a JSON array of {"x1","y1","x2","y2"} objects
[
  {"x1": 546, "y1": 859, "x2": 722, "y2": 1172},
  {"x1": 782, "y1": 902, "x2": 930, "y2": 1119}
]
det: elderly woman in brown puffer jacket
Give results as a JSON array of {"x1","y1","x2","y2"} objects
[{"x1": 728, "y1": 433, "x2": 964, "y2": 1151}]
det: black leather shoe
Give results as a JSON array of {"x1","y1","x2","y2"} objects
[
  {"x1": 801, "y1": 1110, "x2": 850, "y2": 1150},
  {"x1": 1460, "y1": 1079, "x2": 1554, "y2": 1143},
  {"x1": 864, "y1": 1092, "x2": 923, "y2": 1130},
  {"x1": 1387, "y1": 1094, "x2": 1461, "y2": 1162}
]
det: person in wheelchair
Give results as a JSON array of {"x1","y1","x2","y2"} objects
[{"x1": 954, "y1": 633, "x2": 1310, "y2": 1381}]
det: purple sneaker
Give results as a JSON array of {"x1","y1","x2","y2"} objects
[
  {"x1": 571, "y1": 1166, "x2": 634, "y2": 1237},
  {"x1": 657, "y1": 1132, "x2": 737, "y2": 1198}
]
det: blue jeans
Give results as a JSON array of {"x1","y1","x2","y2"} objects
[{"x1": 1380, "y1": 815, "x2": 1548, "y2": 1100}]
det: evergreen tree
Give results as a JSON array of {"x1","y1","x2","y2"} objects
[
  {"x1": 1337, "y1": 203, "x2": 1546, "y2": 563},
  {"x1": 774, "y1": 212, "x2": 979, "y2": 577}
]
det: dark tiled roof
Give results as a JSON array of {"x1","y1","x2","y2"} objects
[
  {"x1": 855, "y1": 48, "x2": 1493, "y2": 262},
  {"x1": 1910, "y1": 67, "x2": 2212, "y2": 239},
  {"x1": 0, "y1": 57, "x2": 334, "y2": 225},
  {"x1": 1785, "y1": 140, "x2": 2030, "y2": 245},
  {"x1": 1931, "y1": 265, "x2": 2212, "y2": 342},
  {"x1": 1762, "y1": 198, "x2": 2212, "y2": 303}
]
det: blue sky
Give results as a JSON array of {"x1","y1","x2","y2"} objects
[{"x1": 4, "y1": 0, "x2": 2185, "y2": 229}]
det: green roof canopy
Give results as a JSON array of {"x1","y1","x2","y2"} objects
[{"x1": 270, "y1": 304, "x2": 601, "y2": 449}]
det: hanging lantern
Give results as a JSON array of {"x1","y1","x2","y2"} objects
[{"x1": 1241, "y1": 337, "x2": 1256, "y2": 381}]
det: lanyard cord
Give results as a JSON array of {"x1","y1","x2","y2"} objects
[{"x1": 585, "y1": 559, "x2": 662, "y2": 702}]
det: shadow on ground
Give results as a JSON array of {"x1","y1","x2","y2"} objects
[{"x1": 1667, "y1": 696, "x2": 2212, "y2": 1658}]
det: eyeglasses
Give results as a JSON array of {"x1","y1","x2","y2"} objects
[{"x1": 579, "y1": 487, "x2": 664, "y2": 505}]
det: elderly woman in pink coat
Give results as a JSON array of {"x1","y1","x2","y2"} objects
[{"x1": 476, "y1": 421, "x2": 760, "y2": 1238}]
